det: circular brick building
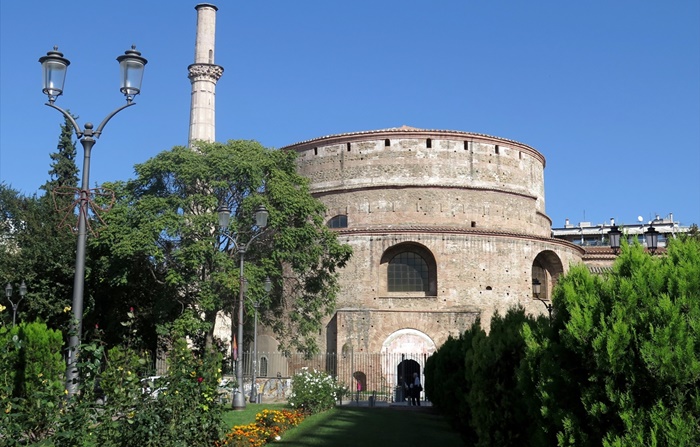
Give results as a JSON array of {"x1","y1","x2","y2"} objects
[{"x1": 283, "y1": 126, "x2": 584, "y2": 364}]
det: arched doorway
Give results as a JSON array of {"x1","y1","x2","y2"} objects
[
  {"x1": 532, "y1": 250, "x2": 564, "y2": 300},
  {"x1": 396, "y1": 357, "x2": 420, "y2": 389},
  {"x1": 381, "y1": 329, "x2": 436, "y2": 402}
]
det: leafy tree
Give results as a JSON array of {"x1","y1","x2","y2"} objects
[
  {"x1": 0, "y1": 115, "x2": 79, "y2": 329},
  {"x1": 90, "y1": 140, "x2": 352, "y2": 355}
]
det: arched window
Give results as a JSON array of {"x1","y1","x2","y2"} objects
[
  {"x1": 327, "y1": 215, "x2": 348, "y2": 228},
  {"x1": 380, "y1": 243, "x2": 437, "y2": 296},
  {"x1": 388, "y1": 251, "x2": 429, "y2": 292}
]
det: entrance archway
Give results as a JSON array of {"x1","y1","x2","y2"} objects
[
  {"x1": 381, "y1": 329, "x2": 436, "y2": 401},
  {"x1": 396, "y1": 357, "x2": 420, "y2": 388},
  {"x1": 532, "y1": 250, "x2": 564, "y2": 300}
]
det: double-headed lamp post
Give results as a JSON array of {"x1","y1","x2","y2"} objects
[
  {"x1": 218, "y1": 204, "x2": 269, "y2": 410},
  {"x1": 250, "y1": 276, "x2": 272, "y2": 403},
  {"x1": 607, "y1": 222, "x2": 659, "y2": 255},
  {"x1": 5, "y1": 281, "x2": 28, "y2": 327},
  {"x1": 39, "y1": 45, "x2": 147, "y2": 397}
]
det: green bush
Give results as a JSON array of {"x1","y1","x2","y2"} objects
[
  {"x1": 0, "y1": 321, "x2": 64, "y2": 445},
  {"x1": 288, "y1": 367, "x2": 340, "y2": 414},
  {"x1": 424, "y1": 322, "x2": 483, "y2": 444},
  {"x1": 427, "y1": 238, "x2": 700, "y2": 447},
  {"x1": 524, "y1": 238, "x2": 700, "y2": 446},
  {"x1": 55, "y1": 337, "x2": 226, "y2": 447},
  {"x1": 466, "y1": 307, "x2": 535, "y2": 447},
  {"x1": 0, "y1": 309, "x2": 226, "y2": 446}
]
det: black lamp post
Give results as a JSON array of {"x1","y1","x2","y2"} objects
[
  {"x1": 608, "y1": 225, "x2": 622, "y2": 255},
  {"x1": 532, "y1": 278, "x2": 552, "y2": 319},
  {"x1": 644, "y1": 225, "x2": 659, "y2": 254},
  {"x1": 218, "y1": 204, "x2": 269, "y2": 410},
  {"x1": 250, "y1": 276, "x2": 271, "y2": 403},
  {"x1": 5, "y1": 281, "x2": 27, "y2": 327},
  {"x1": 39, "y1": 45, "x2": 147, "y2": 397}
]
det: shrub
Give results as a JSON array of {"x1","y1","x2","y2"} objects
[
  {"x1": 288, "y1": 367, "x2": 339, "y2": 414},
  {"x1": 528, "y1": 239, "x2": 700, "y2": 446},
  {"x1": 0, "y1": 322, "x2": 64, "y2": 445}
]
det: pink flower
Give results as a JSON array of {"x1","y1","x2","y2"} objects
[
  {"x1": 130, "y1": 307, "x2": 134, "y2": 312},
  {"x1": 95, "y1": 323, "x2": 99, "y2": 329},
  {"x1": 198, "y1": 377, "x2": 203, "y2": 383}
]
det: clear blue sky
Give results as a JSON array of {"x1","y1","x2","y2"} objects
[{"x1": 1, "y1": 1, "x2": 699, "y2": 228}]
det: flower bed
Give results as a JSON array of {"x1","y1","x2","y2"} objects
[{"x1": 216, "y1": 409, "x2": 305, "y2": 446}]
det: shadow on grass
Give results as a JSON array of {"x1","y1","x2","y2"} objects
[{"x1": 277, "y1": 406, "x2": 465, "y2": 446}]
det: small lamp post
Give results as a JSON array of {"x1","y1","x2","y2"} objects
[
  {"x1": 39, "y1": 45, "x2": 147, "y2": 397},
  {"x1": 644, "y1": 225, "x2": 659, "y2": 254},
  {"x1": 608, "y1": 225, "x2": 622, "y2": 255},
  {"x1": 532, "y1": 278, "x2": 552, "y2": 319},
  {"x1": 250, "y1": 276, "x2": 272, "y2": 403},
  {"x1": 5, "y1": 281, "x2": 28, "y2": 327},
  {"x1": 218, "y1": 204, "x2": 269, "y2": 410}
]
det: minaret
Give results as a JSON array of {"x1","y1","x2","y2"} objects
[{"x1": 188, "y1": 3, "x2": 224, "y2": 146}]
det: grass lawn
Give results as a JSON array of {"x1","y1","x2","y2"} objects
[
  {"x1": 276, "y1": 406, "x2": 465, "y2": 446},
  {"x1": 222, "y1": 402, "x2": 289, "y2": 427}
]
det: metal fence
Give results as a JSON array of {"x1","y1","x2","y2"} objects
[
  {"x1": 154, "y1": 350, "x2": 432, "y2": 404},
  {"x1": 239, "y1": 351, "x2": 432, "y2": 404}
]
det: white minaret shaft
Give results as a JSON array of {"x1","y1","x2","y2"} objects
[{"x1": 188, "y1": 3, "x2": 223, "y2": 146}]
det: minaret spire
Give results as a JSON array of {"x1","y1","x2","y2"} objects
[{"x1": 188, "y1": 3, "x2": 224, "y2": 147}]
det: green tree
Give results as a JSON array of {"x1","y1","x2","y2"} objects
[
  {"x1": 0, "y1": 116, "x2": 80, "y2": 329},
  {"x1": 42, "y1": 113, "x2": 80, "y2": 192},
  {"x1": 91, "y1": 140, "x2": 352, "y2": 354},
  {"x1": 523, "y1": 238, "x2": 700, "y2": 446}
]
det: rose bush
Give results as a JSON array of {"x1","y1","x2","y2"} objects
[{"x1": 288, "y1": 367, "x2": 340, "y2": 414}]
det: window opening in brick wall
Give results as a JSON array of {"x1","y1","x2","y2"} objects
[
  {"x1": 495, "y1": 145, "x2": 500, "y2": 154},
  {"x1": 384, "y1": 139, "x2": 390, "y2": 147},
  {"x1": 347, "y1": 142, "x2": 351, "y2": 152},
  {"x1": 426, "y1": 138, "x2": 432, "y2": 148},
  {"x1": 314, "y1": 147, "x2": 318, "y2": 155},
  {"x1": 388, "y1": 251, "x2": 430, "y2": 293},
  {"x1": 464, "y1": 141, "x2": 469, "y2": 150},
  {"x1": 327, "y1": 215, "x2": 348, "y2": 228}
]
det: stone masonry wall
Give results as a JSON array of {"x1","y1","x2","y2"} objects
[{"x1": 282, "y1": 128, "x2": 582, "y2": 355}]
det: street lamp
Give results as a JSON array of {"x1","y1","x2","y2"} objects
[
  {"x1": 250, "y1": 276, "x2": 271, "y2": 403},
  {"x1": 39, "y1": 45, "x2": 147, "y2": 397},
  {"x1": 5, "y1": 281, "x2": 28, "y2": 327},
  {"x1": 532, "y1": 278, "x2": 552, "y2": 319},
  {"x1": 218, "y1": 204, "x2": 269, "y2": 410},
  {"x1": 608, "y1": 225, "x2": 622, "y2": 255},
  {"x1": 644, "y1": 225, "x2": 659, "y2": 254}
]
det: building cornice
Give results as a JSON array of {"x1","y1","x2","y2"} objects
[
  {"x1": 333, "y1": 225, "x2": 586, "y2": 254},
  {"x1": 312, "y1": 183, "x2": 539, "y2": 202},
  {"x1": 282, "y1": 126, "x2": 546, "y2": 167}
]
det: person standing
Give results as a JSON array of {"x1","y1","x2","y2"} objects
[{"x1": 410, "y1": 372, "x2": 422, "y2": 406}]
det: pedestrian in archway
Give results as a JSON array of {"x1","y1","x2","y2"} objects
[{"x1": 409, "y1": 372, "x2": 422, "y2": 406}]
